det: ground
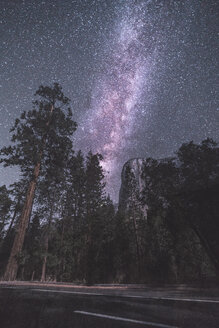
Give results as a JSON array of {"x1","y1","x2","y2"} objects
[{"x1": 0, "y1": 281, "x2": 219, "y2": 327}]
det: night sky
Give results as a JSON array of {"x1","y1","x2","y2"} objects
[{"x1": 0, "y1": 0, "x2": 218, "y2": 201}]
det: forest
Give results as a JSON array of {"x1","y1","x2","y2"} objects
[{"x1": 0, "y1": 83, "x2": 218, "y2": 284}]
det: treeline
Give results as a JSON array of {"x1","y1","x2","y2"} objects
[
  {"x1": 0, "y1": 152, "x2": 115, "y2": 284},
  {"x1": 0, "y1": 83, "x2": 115, "y2": 284},
  {"x1": 0, "y1": 83, "x2": 218, "y2": 284},
  {"x1": 119, "y1": 138, "x2": 219, "y2": 283}
]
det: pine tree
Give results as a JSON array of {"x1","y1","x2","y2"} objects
[
  {"x1": 84, "y1": 152, "x2": 106, "y2": 284},
  {"x1": 56, "y1": 151, "x2": 86, "y2": 281},
  {"x1": 85, "y1": 152, "x2": 105, "y2": 215},
  {"x1": 6, "y1": 179, "x2": 28, "y2": 236},
  {"x1": 0, "y1": 185, "x2": 12, "y2": 239},
  {"x1": 140, "y1": 139, "x2": 219, "y2": 282},
  {"x1": 0, "y1": 83, "x2": 77, "y2": 280},
  {"x1": 23, "y1": 214, "x2": 42, "y2": 281},
  {"x1": 176, "y1": 139, "x2": 219, "y2": 278}
]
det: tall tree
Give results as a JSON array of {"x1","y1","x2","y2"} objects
[
  {"x1": 56, "y1": 151, "x2": 86, "y2": 281},
  {"x1": 0, "y1": 83, "x2": 77, "y2": 280},
  {"x1": 85, "y1": 152, "x2": 105, "y2": 215},
  {"x1": 0, "y1": 181, "x2": 26, "y2": 276},
  {"x1": 6, "y1": 179, "x2": 28, "y2": 236},
  {"x1": 23, "y1": 214, "x2": 42, "y2": 281},
  {"x1": 84, "y1": 152, "x2": 106, "y2": 284},
  {"x1": 0, "y1": 185, "x2": 12, "y2": 239}
]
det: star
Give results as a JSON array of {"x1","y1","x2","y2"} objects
[{"x1": 0, "y1": 0, "x2": 218, "y2": 202}]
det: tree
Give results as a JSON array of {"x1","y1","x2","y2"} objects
[
  {"x1": 6, "y1": 179, "x2": 28, "y2": 237},
  {"x1": 0, "y1": 180, "x2": 27, "y2": 276},
  {"x1": 119, "y1": 164, "x2": 146, "y2": 281},
  {"x1": 84, "y1": 152, "x2": 106, "y2": 284},
  {"x1": 34, "y1": 141, "x2": 74, "y2": 282},
  {"x1": 23, "y1": 214, "x2": 42, "y2": 281},
  {"x1": 55, "y1": 151, "x2": 86, "y2": 282},
  {"x1": 85, "y1": 152, "x2": 105, "y2": 214},
  {"x1": 141, "y1": 139, "x2": 219, "y2": 281},
  {"x1": 0, "y1": 83, "x2": 77, "y2": 280},
  {"x1": 89, "y1": 196, "x2": 115, "y2": 283},
  {"x1": 0, "y1": 185, "x2": 12, "y2": 239},
  {"x1": 176, "y1": 138, "x2": 219, "y2": 278},
  {"x1": 113, "y1": 211, "x2": 132, "y2": 282}
]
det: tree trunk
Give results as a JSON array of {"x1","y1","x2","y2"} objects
[
  {"x1": 3, "y1": 161, "x2": 41, "y2": 281},
  {"x1": 57, "y1": 218, "x2": 65, "y2": 282},
  {"x1": 40, "y1": 256, "x2": 47, "y2": 282},
  {"x1": 41, "y1": 195, "x2": 54, "y2": 282},
  {"x1": 3, "y1": 104, "x2": 54, "y2": 281},
  {"x1": 21, "y1": 267, "x2": 25, "y2": 280},
  {"x1": 31, "y1": 270, "x2": 35, "y2": 281},
  {"x1": 41, "y1": 235, "x2": 49, "y2": 282},
  {"x1": 6, "y1": 198, "x2": 21, "y2": 236}
]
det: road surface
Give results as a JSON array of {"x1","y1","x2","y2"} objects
[{"x1": 0, "y1": 282, "x2": 218, "y2": 327}]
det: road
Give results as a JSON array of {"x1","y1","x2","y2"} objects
[{"x1": 0, "y1": 282, "x2": 218, "y2": 327}]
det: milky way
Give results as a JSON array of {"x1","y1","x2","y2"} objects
[
  {"x1": 0, "y1": 0, "x2": 218, "y2": 202},
  {"x1": 76, "y1": 2, "x2": 151, "y2": 198}
]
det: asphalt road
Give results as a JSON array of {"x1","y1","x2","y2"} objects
[{"x1": 0, "y1": 284, "x2": 219, "y2": 328}]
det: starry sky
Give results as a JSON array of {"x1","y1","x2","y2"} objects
[{"x1": 0, "y1": 0, "x2": 218, "y2": 201}]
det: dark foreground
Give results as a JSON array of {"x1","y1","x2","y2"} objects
[{"x1": 0, "y1": 282, "x2": 219, "y2": 328}]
